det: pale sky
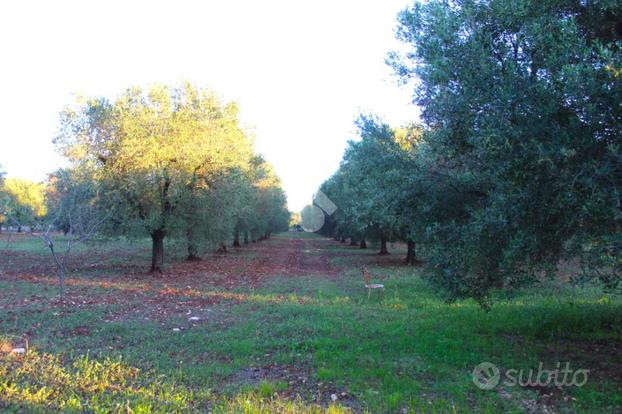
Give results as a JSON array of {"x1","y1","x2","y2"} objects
[{"x1": 0, "y1": 0, "x2": 418, "y2": 212}]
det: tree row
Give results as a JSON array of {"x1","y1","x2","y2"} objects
[
  {"x1": 317, "y1": 0, "x2": 622, "y2": 307},
  {"x1": 1, "y1": 83, "x2": 290, "y2": 272}
]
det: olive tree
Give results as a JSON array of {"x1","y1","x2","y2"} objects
[
  {"x1": 55, "y1": 83, "x2": 254, "y2": 272},
  {"x1": 389, "y1": 0, "x2": 622, "y2": 304}
]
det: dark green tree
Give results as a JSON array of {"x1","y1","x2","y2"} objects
[{"x1": 389, "y1": 0, "x2": 622, "y2": 305}]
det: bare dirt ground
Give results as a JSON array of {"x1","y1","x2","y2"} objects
[
  {"x1": 0, "y1": 234, "x2": 362, "y2": 324},
  {"x1": 0, "y1": 233, "x2": 407, "y2": 292}
]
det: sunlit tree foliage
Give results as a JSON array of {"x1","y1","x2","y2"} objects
[
  {"x1": 55, "y1": 82, "x2": 289, "y2": 271},
  {"x1": 1, "y1": 177, "x2": 47, "y2": 232}
]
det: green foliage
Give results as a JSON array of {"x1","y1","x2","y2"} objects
[
  {"x1": 388, "y1": 0, "x2": 622, "y2": 303},
  {"x1": 241, "y1": 156, "x2": 290, "y2": 242},
  {"x1": 46, "y1": 168, "x2": 103, "y2": 236},
  {"x1": 1, "y1": 177, "x2": 47, "y2": 230},
  {"x1": 322, "y1": 0, "x2": 622, "y2": 305},
  {"x1": 54, "y1": 82, "x2": 289, "y2": 270},
  {"x1": 319, "y1": 116, "x2": 418, "y2": 245}
]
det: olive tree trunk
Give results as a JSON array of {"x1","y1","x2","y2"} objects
[
  {"x1": 151, "y1": 229, "x2": 165, "y2": 272},
  {"x1": 233, "y1": 222, "x2": 241, "y2": 247},
  {"x1": 186, "y1": 227, "x2": 201, "y2": 261},
  {"x1": 379, "y1": 236, "x2": 389, "y2": 255},
  {"x1": 405, "y1": 240, "x2": 417, "y2": 265}
]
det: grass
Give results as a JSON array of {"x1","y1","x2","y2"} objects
[{"x1": 1, "y1": 232, "x2": 621, "y2": 412}]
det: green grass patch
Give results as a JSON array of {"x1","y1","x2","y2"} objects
[{"x1": 1, "y1": 232, "x2": 621, "y2": 412}]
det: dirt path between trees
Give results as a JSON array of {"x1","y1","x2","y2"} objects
[{"x1": 0, "y1": 234, "x2": 348, "y2": 323}]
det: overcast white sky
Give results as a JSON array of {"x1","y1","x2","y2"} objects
[{"x1": 0, "y1": 0, "x2": 418, "y2": 211}]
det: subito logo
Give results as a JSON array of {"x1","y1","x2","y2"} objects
[
  {"x1": 472, "y1": 362, "x2": 500, "y2": 390},
  {"x1": 300, "y1": 190, "x2": 337, "y2": 232}
]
